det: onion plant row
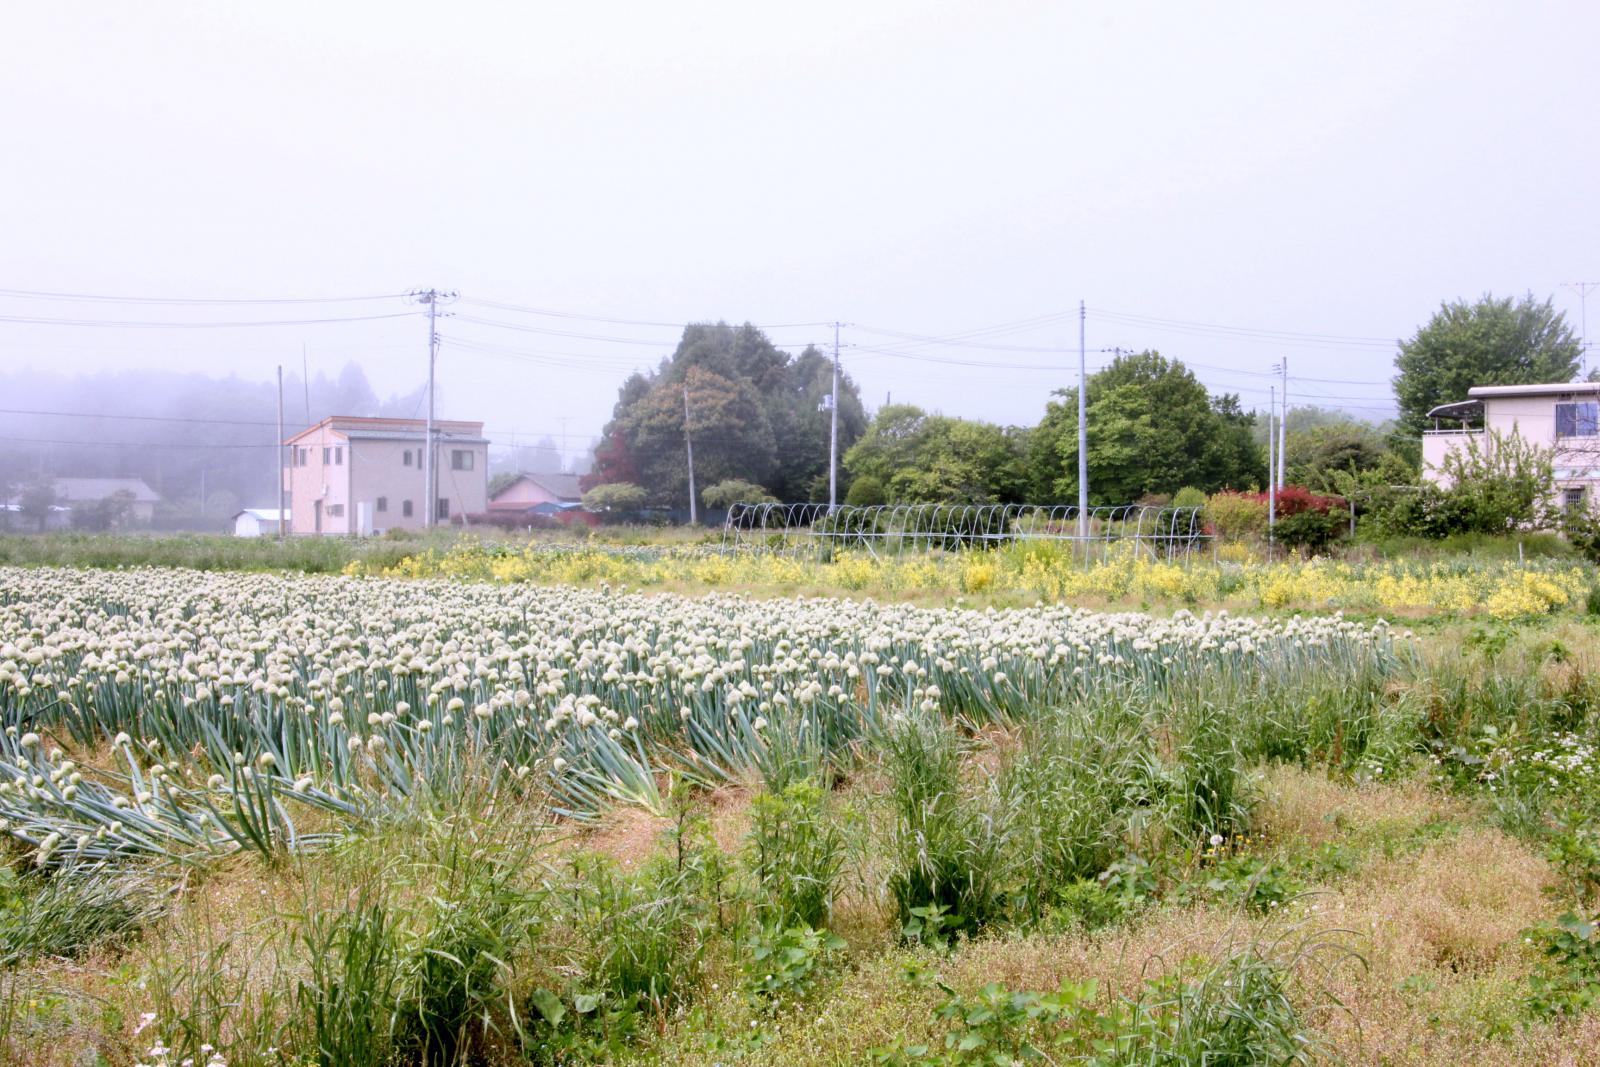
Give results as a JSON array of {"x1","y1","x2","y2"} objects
[{"x1": 0, "y1": 566, "x2": 1409, "y2": 868}]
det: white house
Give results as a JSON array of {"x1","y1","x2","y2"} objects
[
  {"x1": 1424, "y1": 382, "x2": 1600, "y2": 506},
  {"x1": 232, "y1": 508, "x2": 287, "y2": 537}
]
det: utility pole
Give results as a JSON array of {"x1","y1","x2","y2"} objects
[
  {"x1": 1268, "y1": 385, "x2": 1277, "y2": 551},
  {"x1": 683, "y1": 384, "x2": 697, "y2": 525},
  {"x1": 1077, "y1": 300, "x2": 1088, "y2": 539},
  {"x1": 1277, "y1": 358, "x2": 1287, "y2": 489},
  {"x1": 1566, "y1": 282, "x2": 1600, "y2": 377},
  {"x1": 276, "y1": 365, "x2": 286, "y2": 540},
  {"x1": 828, "y1": 321, "x2": 841, "y2": 511},
  {"x1": 406, "y1": 289, "x2": 458, "y2": 529},
  {"x1": 301, "y1": 343, "x2": 311, "y2": 427}
]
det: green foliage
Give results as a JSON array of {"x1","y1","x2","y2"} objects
[
  {"x1": 395, "y1": 833, "x2": 540, "y2": 1067},
  {"x1": 1360, "y1": 429, "x2": 1558, "y2": 539},
  {"x1": 1171, "y1": 486, "x2": 1207, "y2": 510},
  {"x1": 1001, "y1": 706, "x2": 1154, "y2": 920},
  {"x1": 882, "y1": 715, "x2": 1009, "y2": 939},
  {"x1": 1434, "y1": 428, "x2": 1557, "y2": 531},
  {"x1": 845, "y1": 473, "x2": 887, "y2": 507},
  {"x1": 564, "y1": 853, "x2": 709, "y2": 1016},
  {"x1": 1273, "y1": 505, "x2": 1345, "y2": 552},
  {"x1": 870, "y1": 941, "x2": 1324, "y2": 1066},
  {"x1": 1561, "y1": 507, "x2": 1600, "y2": 565},
  {"x1": 1172, "y1": 701, "x2": 1249, "y2": 842},
  {"x1": 844, "y1": 405, "x2": 1031, "y2": 505},
  {"x1": 1525, "y1": 912, "x2": 1600, "y2": 1018},
  {"x1": 1033, "y1": 352, "x2": 1264, "y2": 504},
  {"x1": 700, "y1": 478, "x2": 778, "y2": 510},
  {"x1": 1204, "y1": 491, "x2": 1268, "y2": 541},
  {"x1": 745, "y1": 780, "x2": 845, "y2": 930},
  {"x1": 293, "y1": 893, "x2": 401, "y2": 1067},
  {"x1": 0, "y1": 866, "x2": 165, "y2": 967},
  {"x1": 69, "y1": 490, "x2": 135, "y2": 532},
  {"x1": 580, "y1": 482, "x2": 648, "y2": 515},
  {"x1": 744, "y1": 924, "x2": 845, "y2": 1003},
  {"x1": 487, "y1": 471, "x2": 522, "y2": 498},
  {"x1": 1395, "y1": 292, "x2": 1582, "y2": 436},
  {"x1": 593, "y1": 324, "x2": 867, "y2": 504},
  {"x1": 15, "y1": 482, "x2": 56, "y2": 533}
]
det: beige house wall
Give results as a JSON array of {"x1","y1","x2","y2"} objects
[
  {"x1": 284, "y1": 419, "x2": 488, "y2": 535},
  {"x1": 346, "y1": 438, "x2": 487, "y2": 532},
  {"x1": 283, "y1": 425, "x2": 352, "y2": 535},
  {"x1": 491, "y1": 476, "x2": 563, "y2": 507}
]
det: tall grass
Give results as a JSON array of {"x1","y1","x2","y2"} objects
[
  {"x1": 745, "y1": 780, "x2": 845, "y2": 930},
  {"x1": 882, "y1": 714, "x2": 1010, "y2": 938},
  {"x1": 1001, "y1": 701, "x2": 1159, "y2": 919}
]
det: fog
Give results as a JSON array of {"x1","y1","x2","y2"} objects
[{"x1": 2, "y1": 1, "x2": 1596, "y2": 508}]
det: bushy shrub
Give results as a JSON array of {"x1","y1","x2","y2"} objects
[
  {"x1": 1172, "y1": 486, "x2": 1207, "y2": 510},
  {"x1": 1204, "y1": 491, "x2": 1267, "y2": 541},
  {"x1": 701, "y1": 479, "x2": 778, "y2": 510},
  {"x1": 844, "y1": 474, "x2": 886, "y2": 507}
]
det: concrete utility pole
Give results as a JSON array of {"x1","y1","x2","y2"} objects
[
  {"x1": 406, "y1": 288, "x2": 458, "y2": 528},
  {"x1": 1268, "y1": 385, "x2": 1277, "y2": 549},
  {"x1": 683, "y1": 384, "x2": 697, "y2": 525},
  {"x1": 276, "y1": 365, "x2": 286, "y2": 539},
  {"x1": 828, "y1": 321, "x2": 841, "y2": 511},
  {"x1": 1278, "y1": 358, "x2": 1288, "y2": 489},
  {"x1": 1077, "y1": 300, "x2": 1088, "y2": 538}
]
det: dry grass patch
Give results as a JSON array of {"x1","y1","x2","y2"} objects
[{"x1": 1255, "y1": 763, "x2": 1469, "y2": 851}]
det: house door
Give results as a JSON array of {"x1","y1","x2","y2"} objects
[{"x1": 314, "y1": 500, "x2": 322, "y2": 533}]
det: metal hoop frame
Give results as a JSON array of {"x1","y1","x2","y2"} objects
[{"x1": 720, "y1": 502, "x2": 1211, "y2": 564}]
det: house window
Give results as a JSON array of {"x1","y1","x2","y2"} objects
[
  {"x1": 437, "y1": 498, "x2": 450, "y2": 519},
  {"x1": 322, "y1": 447, "x2": 330, "y2": 464},
  {"x1": 402, "y1": 500, "x2": 413, "y2": 517},
  {"x1": 403, "y1": 450, "x2": 413, "y2": 467},
  {"x1": 1565, "y1": 487, "x2": 1586, "y2": 510},
  {"x1": 451, "y1": 449, "x2": 473, "y2": 471},
  {"x1": 327, "y1": 504, "x2": 344, "y2": 517},
  {"x1": 334, "y1": 447, "x2": 343, "y2": 465},
  {"x1": 297, "y1": 447, "x2": 308, "y2": 466},
  {"x1": 376, "y1": 496, "x2": 388, "y2": 513},
  {"x1": 1556, "y1": 402, "x2": 1599, "y2": 438}
]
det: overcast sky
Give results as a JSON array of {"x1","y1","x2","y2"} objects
[{"x1": 3, "y1": 2, "x2": 1597, "y2": 460}]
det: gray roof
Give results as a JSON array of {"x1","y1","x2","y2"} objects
[
  {"x1": 342, "y1": 429, "x2": 490, "y2": 445},
  {"x1": 514, "y1": 471, "x2": 583, "y2": 502},
  {"x1": 52, "y1": 477, "x2": 160, "y2": 503}
]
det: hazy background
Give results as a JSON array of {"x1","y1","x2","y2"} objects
[{"x1": 1, "y1": 1, "x2": 1596, "y2": 502}]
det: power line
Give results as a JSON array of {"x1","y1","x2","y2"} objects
[
  {"x1": 0, "y1": 286, "x2": 403, "y2": 305},
  {"x1": 464, "y1": 297, "x2": 832, "y2": 332},
  {"x1": 0, "y1": 311, "x2": 419, "y2": 329}
]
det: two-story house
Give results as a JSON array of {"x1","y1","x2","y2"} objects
[
  {"x1": 1423, "y1": 382, "x2": 1600, "y2": 506},
  {"x1": 282, "y1": 416, "x2": 488, "y2": 535}
]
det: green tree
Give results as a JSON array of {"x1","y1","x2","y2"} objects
[
  {"x1": 700, "y1": 479, "x2": 777, "y2": 509},
  {"x1": 581, "y1": 482, "x2": 648, "y2": 515},
  {"x1": 1394, "y1": 293, "x2": 1582, "y2": 435},
  {"x1": 594, "y1": 323, "x2": 866, "y2": 505},
  {"x1": 1032, "y1": 352, "x2": 1265, "y2": 504},
  {"x1": 843, "y1": 406, "x2": 1029, "y2": 504},
  {"x1": 18, "y1": 481, "x2": 56, "y2": 533}
]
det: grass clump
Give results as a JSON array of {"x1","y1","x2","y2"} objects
[{"x1": 0, "y1": 864, "x2": 166, "y2": 967}]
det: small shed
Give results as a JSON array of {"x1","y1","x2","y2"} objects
[{"x1": 232, "y1": 508, "x2": 287, "y2": 537}]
